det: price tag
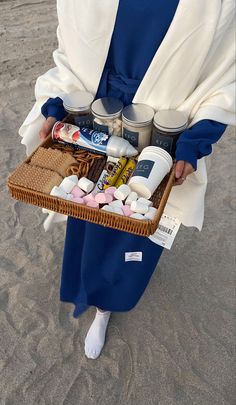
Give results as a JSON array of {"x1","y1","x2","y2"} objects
[{"x1": 148, "y1": 213, "x2": 181, "y2": 249}]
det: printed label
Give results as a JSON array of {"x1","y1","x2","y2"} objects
[
  {"x1": 74, "y1": 114, "x2": 93, "y2": 128},
  {"x1": 151, "y1": 133, "x2": 173, "y2": 154},
  {"x1": 148, "y1": 213, "x2": 181, "y2": 250},
  {"x1": 132, "y1": 160, "x2": 154, "y2": 179},
  {"x1": 52, "y1": 122, "x2": 109, "y2": 153},
  {"x1": 125, "y1": 252, "x2": 143, "y2": 262},
  {"x1": 93, "y1": 122, "x2": 109, "y2": 134},
  {"x1": 123, "y1": 128, "x2": 139, "y2": 147}
]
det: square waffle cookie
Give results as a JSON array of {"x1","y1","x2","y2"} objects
[
  {"x1": 8, "y1": 163, "x2": 63, "y2": 194},
  {"x1": 29, "y1": 147, "x2": 78, "y2": 177}
]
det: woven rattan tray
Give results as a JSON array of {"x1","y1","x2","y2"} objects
[{"x1": 8, "y1": 130, "x2": 175, "y2": 236}]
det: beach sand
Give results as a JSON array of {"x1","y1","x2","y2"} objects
[{"x1": 0, "y1": 1, "x2": 235, "y2": 404}]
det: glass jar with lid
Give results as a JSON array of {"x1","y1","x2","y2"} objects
[
  {"x1": 63, "y1": 91, "x2": 94, "y2": 128},
  {"x1": 91, "y1": 97, "x2": 124, "y2": 136},
  {"x1": 122, "y1": 103, "x2": 155, "y2": 152},
  {"x1": 151, "y1": 110, "x2": 188, "y2": 157}
]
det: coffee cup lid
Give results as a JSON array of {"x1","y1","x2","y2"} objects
[{"x1": 140, "y1": 146, "x2": 173, "y2": 168}]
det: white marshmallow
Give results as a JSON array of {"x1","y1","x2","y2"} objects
[
  {"x1": 60, "y1": 178, "x2": 76, "y2": 193},
  {"x1": 42, "y1": 208, "x2": 53, "y2": 214},
  {"x1": 78, "y1": 177, "x2": 94, "y2": 193},
  {"x1": 137, "y1": 197, "x2": 153, "y2": 207},
  {"x1": 66, "y1": 175, "x2": 78, "y2": 185},
  {"x1": 113, "y1": 207, "x2": 124, "y2": 216},
  {"x1": 126, "y1": 191, "x2": 138, "y2": 206},
  {"x1": 50, "y1": 186, "x2": 68, "y2": 200},
  {"x1": 144, "y1": 207, "x2": 158, "y2": 220},
  {"x1": 101, "y1": 205, "x2": 114, "y2": 213},
  {"x1": 66, "y1": 193, "x2": 74, "y2": 201},
  {"x1": 114, "y1": 184, "x2": 131, "y2": 201},
  {"x1": 130, "y1": 213, "x2": 147, "y2": 220},
  {"x1": 130, "y1": 200, "x2": 149, "y2": 214},
  {"x1": 109, "y1": 200, "x2": 124, "y2": 208}
]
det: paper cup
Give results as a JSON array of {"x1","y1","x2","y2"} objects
[{"x1": 128, "y1": 146, "x2": 172, "y2": 198}]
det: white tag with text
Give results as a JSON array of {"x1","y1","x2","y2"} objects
[
  {"x1": 148, "y1": 213, "x2": 181, "y2": 250},
  {"x1": 125, "y1": 252, "x2": 143, "y2": 262}
]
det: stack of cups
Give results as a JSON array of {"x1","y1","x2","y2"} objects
[{"x1": 128, "y1": 146, "x2": 173, "y2": 199}]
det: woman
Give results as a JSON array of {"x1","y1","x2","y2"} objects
[{"x1": 19, "y1": 0, "x2": 235, "y2": 359}]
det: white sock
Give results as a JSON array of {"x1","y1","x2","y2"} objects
[{"x1": 84, "y1": 308, "x2": 111, "y2": 359}]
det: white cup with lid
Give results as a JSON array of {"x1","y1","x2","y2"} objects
[{"x1": 128, "y1": 146, "x2": 173, "y2": 198}]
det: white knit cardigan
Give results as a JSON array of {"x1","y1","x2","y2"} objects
[{"x1": 19, "y1": 0, "x2": 235, "y2": 231}]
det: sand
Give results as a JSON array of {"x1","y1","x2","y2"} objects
[{"x1": 0, "y1": 1, "x2": 235, "y2": 404}]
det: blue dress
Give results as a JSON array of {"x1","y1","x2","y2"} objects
[{"x1": 42, "y1": 0, "x2": 227, "y2": 317}]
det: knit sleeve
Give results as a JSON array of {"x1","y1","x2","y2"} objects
[
  {"x1": 41, "y1": 97, "x2": 67, "y2": 121},
  {"x1": 175, "y1": 119, "x2": 227, "y2": 170}
]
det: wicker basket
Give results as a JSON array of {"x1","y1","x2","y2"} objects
[{"x1": 7, "y1": 130, "x2": 175, "y2": 236}]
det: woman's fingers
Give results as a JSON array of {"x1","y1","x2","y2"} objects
[
  {"x1": 182, "y1": 162, "x2": 194, "y2": 179},
  {"x1": 174, "y1": 161, "x2": 194, "y2": 186},
  {"x1": 174, "y1": 160, "x2": 185, "y2": 185},
  {"x1": 39, "y1": 116, "x2": 57, "y2": 141},
  {"x1": 175, "y1": 160, "x2": 185, "y2": 179}
]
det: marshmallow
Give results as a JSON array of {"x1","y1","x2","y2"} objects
[
  {"x1": 126, "y1": 191, "x2": 138, "y2": 206},
  {"x1": 42, "y1": 208, "x2": 53, "y2": 214},
  {"x1": 122, "y1": 205, "x2": 133, "y2": 217},
  {"x1": 66, "y1": 193, "x2": 74, "y2": 201},
  {"x1": 78, "y1": 177, "x2": 94, "y2": 193},
  {"x1": 113, "y1": 207, "x2": 124, "y2": 216},
  {"x1": 95, "y1": 193, "x2": 107, "y2": 204},
  {"x1": 104, "y1": 194, "x2": 113, "y2": 204},
  {"x1": 130, "y1": 213, "x2": 147, "y2": 220},
  {"x1": 104, "y1": 186, "x2": 117, "y2": 196},
  {"x1": 72, "y1": 197, "x2": 85, "y2": 205},
  {"x1": 50, "y1": 186, "x2": 68, "y2": 200},
  {"x1": 71, "y1": 186, "x2": 86, "y2": 199},
  {"x1": 101, "y1": 205, "x2": 114, "y2": 213},
  {"x1": 137, "y1": 197, "x2": 153, "y2": 207},
  {"x1": 114, "y1": 185, "x2": 131, "y2": 201},
  {"x1": 60, "y1": 178, "x2": 77, "y2": 193},
  {"x1": 131, "y1": 200, "x2": 149, "y2": 214},
  {"x1": 66, "y1": 175, "x2": 78, "y2": 185},
  {"x1": 86, "y1": 201, "x2": 99, "y2": 208},
  {"x1": 83, "y1": 192, "x2": 96, "y2": 203},
  {"x1": 144, "y1": 207, "x2": 158, "y2": 220},
  {"x1": 109, "y1": 200, "x2": 123, "y2": 208}
]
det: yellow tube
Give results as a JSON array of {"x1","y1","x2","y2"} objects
[{"x1": 115, "y1": 159, "x2": 137, "y2": 187}]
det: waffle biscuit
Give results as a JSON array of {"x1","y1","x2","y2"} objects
[
  {"x1": 30, "y1": 147, "x2": 78, "y2": 177},
  {"x1": 8, "y1": 163, "x2": 63, "y2": 194}
]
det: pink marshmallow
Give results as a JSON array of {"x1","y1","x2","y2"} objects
[
  {"x1": 71, "y1": 186, "x2": 85, "y2": 199},
  {"x1": 122, "y1": 205, "x2": 134, "y2": 217},
  {"x1": 86, "y1": 201, "x2": 99, "y2": 208},
  {"x1": 104, "y1": 194, "x2": 113, "y2": 204},
  {"x1": 83, "y1": 192, "x2": 96, "y2": 203},
  {"x1": 104, "y1": 186, "x2": 117, "y2": 196},
  {"x1": 72, "y1": 197, "x2": 85, "y2": 205},
  {"x1": 95, "y1": 193, "x2": 107, "y2": 204}
]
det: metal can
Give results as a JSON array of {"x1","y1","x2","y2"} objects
[
  {"x1": 63, "y1": 91, "x2": 94, "y2": 128},
  {"x1": 122, "y1": 104, "x2": 155, "y2": 152},
  {"x1": 91, "y1": 97, "x2": 124, "y2": 136},
  {"x1": 151, "y1": 110, "x2": 188, "y2": 157}
]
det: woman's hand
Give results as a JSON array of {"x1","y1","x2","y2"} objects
[
  {"x1": 174, "y1": 160, "x2": 194, "y2": 186},
  {"x1": 39, "y1": 116, "x2": 57, "y2": 141}
]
